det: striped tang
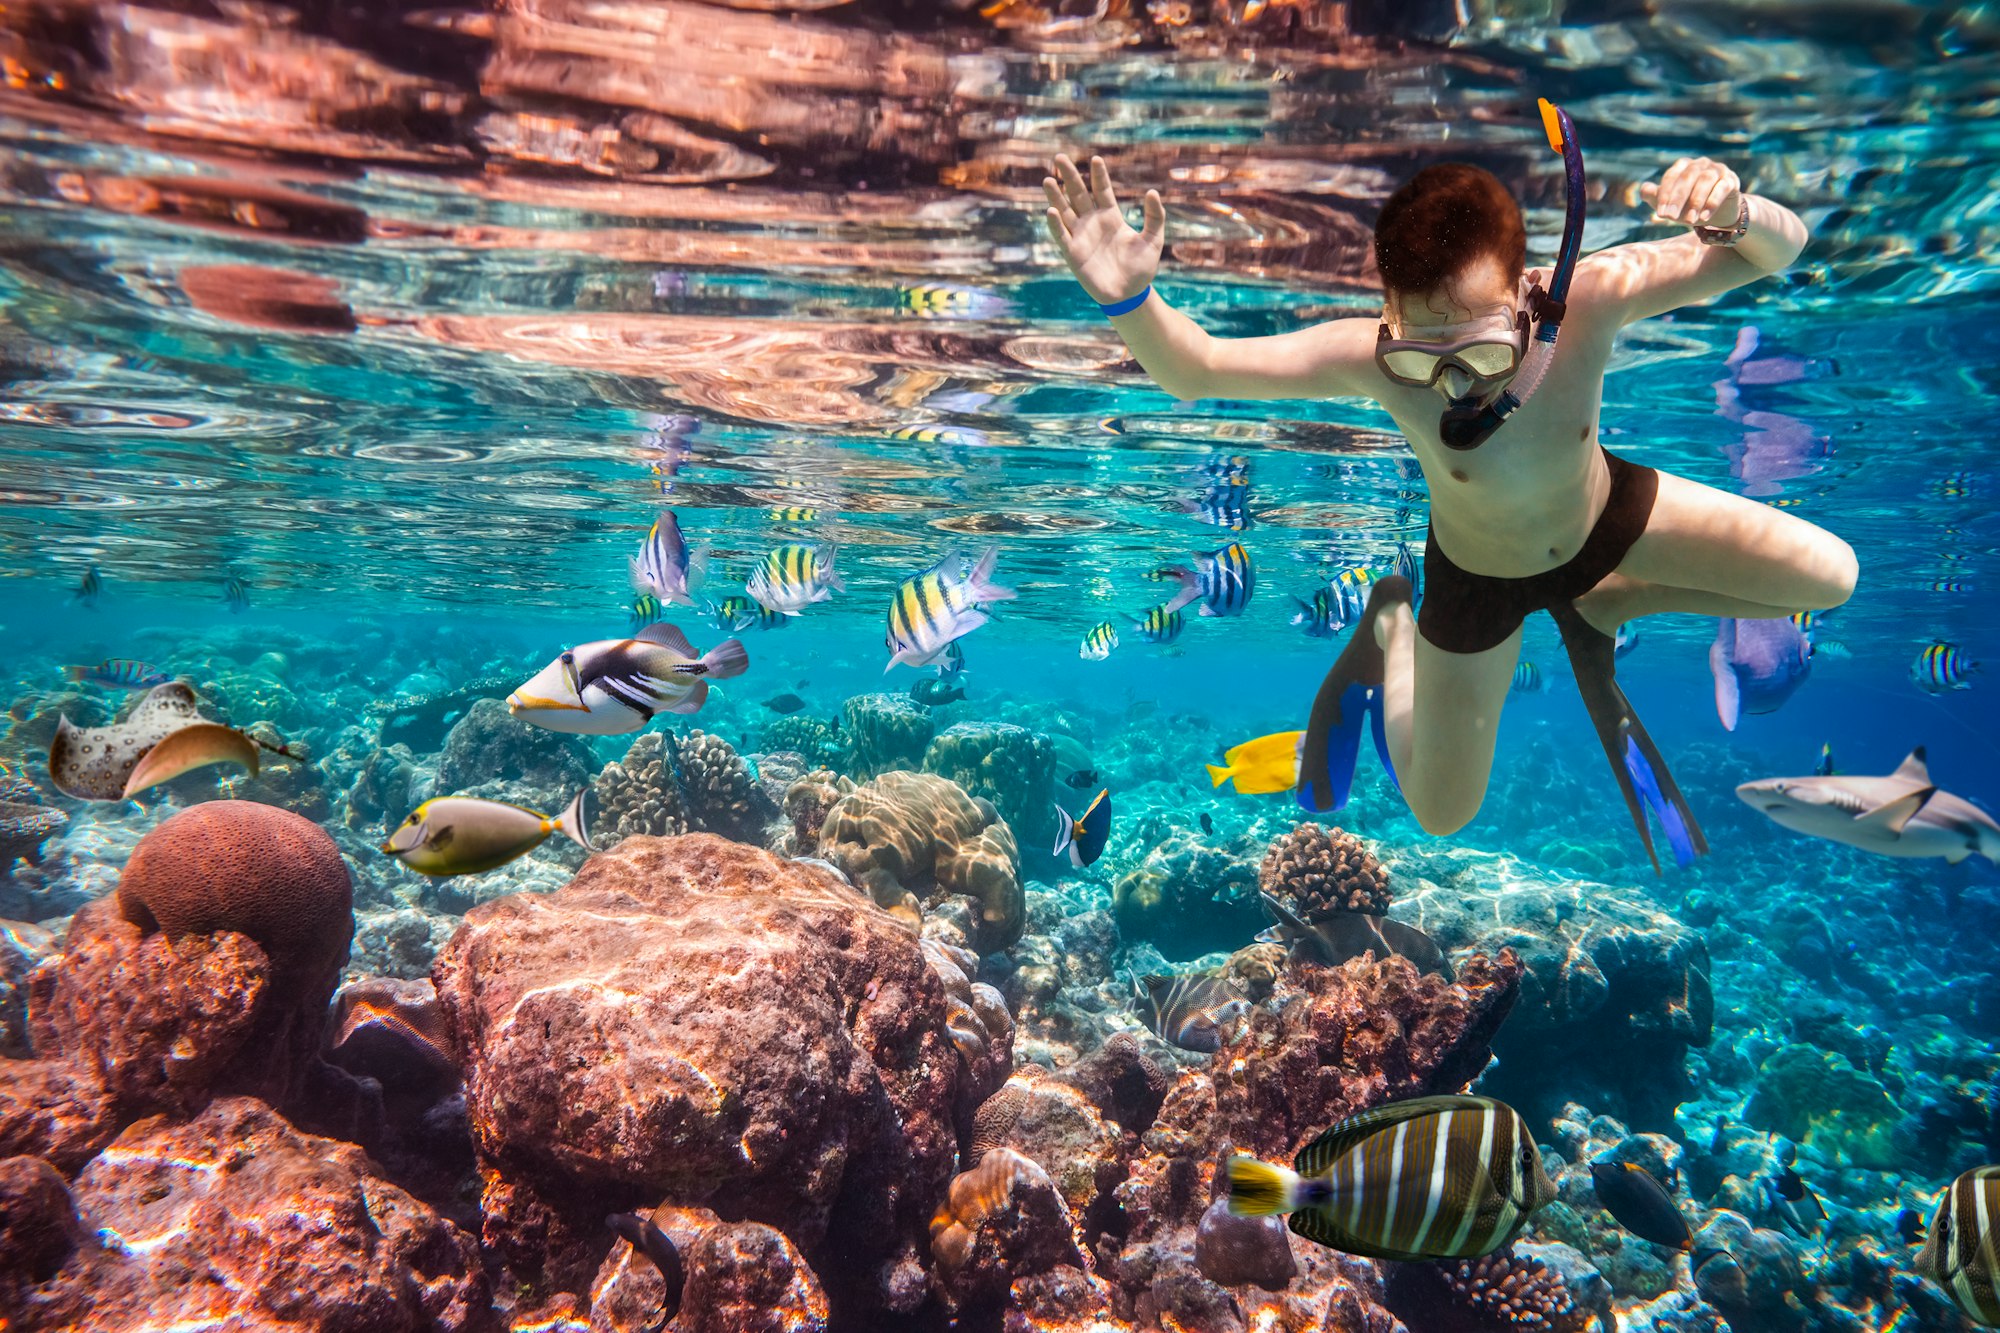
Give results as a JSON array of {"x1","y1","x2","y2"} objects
[
  {"x1": 1511, "y1": 662, "x2": 1543, "y2": 694},
  {"x1": 884, "y1": 547, "x2": 1014, "y2": 671},
  {"x1": 706, "y1": 596, "x2": 785, "y2": 632},
  {"x1": 1156, "y1": 543, "x2": 1254, "y2": 618},
  {"x1": 222, "y1": 576, "x2": 250, "y2": 613},
  {"x1": 1912, "y1": 641, "x2": 1979, "y2": 693},
  {"x1": 1914, "y1": 1167, "x2": 2000, "y2": 1325},
  {"x1": 1133, "y1": 604, "x2": 1183, "y2": 646},
  {"x1": 630, "y1": 594, "x2": 664, "y2": 634},
  {"x1": 1226, "y1": 1095, "x2": 1558, "y2": 1261},
  {"x1": 1079, "y1": 622, "x2": 1120, "y2": 661},
  {"x1": 62, "y1": 658, "x2": 171, "y2": 691},
  {"x1": 747, "y1": 544, "x2": 843, "y2": 615}
]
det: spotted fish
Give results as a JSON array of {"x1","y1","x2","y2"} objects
[
  {"x1": 1914, "y1": 1167, "x2": 2000, "y2": 1325},
  {"x1": 1226, "y1": 1095, "x2": 1558, "y2": 1260},
  {"x1": 48, "y1": 682, "x2": 261, "y2": 801}
]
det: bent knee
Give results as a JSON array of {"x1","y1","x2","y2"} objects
[
  {"x1": 1408, "y1": 785, "x2": 1482, "y2": 838},
  {"x1": 1816, "y1": 536, "x2": 1859, "y2": 609}
]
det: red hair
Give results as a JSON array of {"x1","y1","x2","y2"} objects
[{"x1": 1373, "y1": 163, "x2": 1527, "y2": 301}]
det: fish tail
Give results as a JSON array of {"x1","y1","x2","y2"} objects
[
  {"x1": 1051, "y1": 803, "x2": 1076, "y2": 858},
  {"x1": 61, "y1": 665, "x2": 85, "y2": 682},
  {"x1": 558, "y1": 787, "x2": 599, "y2": 853},
  {"x1": 1206, "y1": 764, "x2": 1232, "y2": 788},
  {"x1": 1226, "y1": 1156, "x2": 1300, "y2": 1216},
  {"x1": 700, "y1": 638, "x2": 750, "y2": 680},
  {"x1": 821, "y1": 546, "x2": 846, "y2": 592},
  {"x1": 963, "y1": 546, "x2": 1015, "y2": 603}
]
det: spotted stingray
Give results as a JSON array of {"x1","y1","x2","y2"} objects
[{"x1": 48, "y1": 682, "x2": 263, "y2": 801}]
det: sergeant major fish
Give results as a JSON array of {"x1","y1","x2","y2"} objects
[
  {"x1": 884, "y1": 547, "x2": 1014, "y2": 671},
  {"x1": 1132, "y1": 604, "x2": 1183, "y2": 646},
  {"x1": 63, "y1": 659, "x2": 171, "y2": 691},
  {"x1": 507, "y1": 622, "x2": 748, "y2": 735},
  {"x1": 1079, "y1": 622, "x2": 1120, "y2": 661},
  {"x1": 747, "y1": 544, "x2": 843, "y2": 615},
  {"x1": 382, "y1": 790, "x2": 597, "y2": 876},
  {"x1": 707, "y1": 596, "x2": 786, "y2": 632},
  {"x1": 223, "y1": 576, "x2": 250, "y2": 613},
  {"x1": 1154, "y1": 542, "x2": 1254, "y2": 618},
  {"x1": 1913, "y1": 641, "x2": 1979, "y2": 693},
  {"x1": 1293, "y1": 569, "x2": 1371, "y2": 639},
  {"x1": 1226, "y1": 1095, "x2": 1558, "y2": 1260}
]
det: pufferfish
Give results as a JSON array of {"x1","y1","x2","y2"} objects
[{"x1": 506, "y1": 621, "x2": 747, "y2": 735}]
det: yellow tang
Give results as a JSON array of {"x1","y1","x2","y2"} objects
[{"x1": 1206, "y1": 730, "x2": 1306, "y2": 795}]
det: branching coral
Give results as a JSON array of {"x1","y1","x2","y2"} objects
[{"x1": 1259, "y1": 822, "x2": 1392, "y2": 918}]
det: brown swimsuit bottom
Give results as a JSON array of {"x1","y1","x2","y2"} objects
[{"x1": 1416, "y1": 447, "x2": 1660, "y2": 656}]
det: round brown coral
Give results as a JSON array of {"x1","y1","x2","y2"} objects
[
  {"x1": 818, "y1": 771, "x2": 1023, "y2": 953},
  {"x1": 673, "y1": 730, "x2": 774, "y2": 844},
  {"x1": 594, "y1": 733, "x2": 689, "y2": 843},
  {"x1": 1258, "y1": 822, "x2": 1392, "y2": 918},
  {"x1": 780, "y1": 769, "x2": 853, "y2": 856},
  {"x1": 115, "y1": 800, "x2": 352, "y2": 977},
  {"x1": 1390, "y1": 1249, "x2": 1594, "y2": 1333}
]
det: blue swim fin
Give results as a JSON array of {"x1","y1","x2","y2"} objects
[
  {"x1": 1296, "y1": 578, "x2": 1409, "y2": 813},
  {"x1": 1550, "y1": 600, "x2": 1708, "y2": 874}
]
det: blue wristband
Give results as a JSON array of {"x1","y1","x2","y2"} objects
[{"x1": 1097, "y1": 285, "x2": 1151, "y2": 317}]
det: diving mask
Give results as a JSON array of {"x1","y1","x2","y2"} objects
[{"x1": 1375, "y1": 295, "x2": 1530, "y2": 394}]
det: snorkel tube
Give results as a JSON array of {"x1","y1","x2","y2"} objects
[{"x1": 1439, "y1": 99, "x2": 1587, "y2": 452}]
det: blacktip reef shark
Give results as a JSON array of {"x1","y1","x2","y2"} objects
[{"x1": 1736, "y1": 746, "x2": 2000, "y2": 864}]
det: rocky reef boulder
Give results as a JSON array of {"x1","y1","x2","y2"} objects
[
  {"x1": 842, "y1": 692, "x2": 934, "y2": 776},
  {"x1": 921, "y1": 720, "x2": 1060, "y2": 853},
  {"x1": 14, "y1": 1096, "x2": 492, "y2": 1331},
  {"x1": 1395, "y1": 848, "x2": 1712, "y2": 1130},
  {"x1": 1113, "y1": 827, "x2": 1264, "y2": 959},
  {"x1": 432, "y1": 833, "x2": 1011, "y2": 1318},
  {"x1": 433, "y1": 697, "x2": 594, "y2": 810}
]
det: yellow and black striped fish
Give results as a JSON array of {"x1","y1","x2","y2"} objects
[
  {"x1": 747, "y1": 544, "x2": 843, "y2": 616},
  {"x1": 1133, "y1": 604, "x2": 1184, "y2": 645},
  {"x1": 1227, "y1": 1095, "x2": 1557, "y2": 1261},
  {"x1": 1079, "y1": 622, "x2": 1119, "y2": 661},
  {"x1": 768, "y1": 507, "x2": 820, "y2": 523},
  {"x1": 1915, "y1": 1167, "x2": 2000, "y2": 1325},
  {"x1": 889, "y1": 424, "x2": 989, "y2": 448},
  {"x1": 630, "y1": 593, "x2": 664, "y2": 633},
  {"x1": 1788, "y1": 611, "x2": 1817, "y2": 633},
  {"x1": 884, "y1": 548, "x2": 1014, "y2": 670}
]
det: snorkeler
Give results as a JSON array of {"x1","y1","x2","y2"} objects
[{"x1": 1043, "y1": 102, "x2": 1857, "y2": 871}]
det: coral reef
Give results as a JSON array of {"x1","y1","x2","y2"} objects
[
  {"x1": 778, "y1": 768, "x2": 853, "y2": 856},
  {"x1": 1113, "y1": 827, "x2": 1264, "y2": 958},
  {"x1": 14, "y1": 1097, "x2": 492, "y2": 1331},
  {"x1": 1260, "y1": 821, "x2": 1393, "y2": 917},
  {"x1": 929, "y1": 1147, "x2": 1084, "y2": 1311},
  {"x1": 841, "y1": 693, "x2": 934, "y2": 776},
  {"x1": 114, "y1": 800, "x2": 353, "y2": 977},
  {"x1": 924, "y1": 938, "x2": 1015, "y2": 1096},
  {"x1": 432, "y1": 834, "x2": 1008, "y2": 1319},
  {"x1": 921, "y1": 720, "x2": 1060, "y2": 850},
  {"x1": 816, "y1": 770, "x2": 1024, "y2": 953},
  {"x1": 594, "y1": 730, "x2": 777, "y2": 847},
  {"x1": 0, "y1": 774, "x2": 67, "y2": 873},
  {"x1": 434, "y1": 697, "x2": 593, "y2": 810},
  {"x1": 589, "y1": 1203, "x2": 830, "y2": 1333},
  {"x1": 760, "y1": 713, "x2": 844, "y2": 769},
  {"x1": 0, "y1": 918, "x2": 57, "y2": 1056},
  {"x1": 1386, "y1": 1242, "x2": 1610, "y2": 1333},
  {"x1": 327, "y1": 975, "x2": 460, "y2": 1097},
  {"x1": 1195, "y1": 1198, "x2": 1297, "y2": 1291}
]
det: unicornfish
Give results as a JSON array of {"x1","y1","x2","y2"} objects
[{"x1": 1735, "y1": 746, "x2": 2000, "y2": 863}]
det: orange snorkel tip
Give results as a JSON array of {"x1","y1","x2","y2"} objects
[{"x1": 1538, "y1": 98, "x2": 1564, "y2": 153}]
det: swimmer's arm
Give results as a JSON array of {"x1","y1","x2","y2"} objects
[
  {"x1": 1111, "y1": 298, "x2": 1381, "y2": 402},
  {"x1": 1575, "y1": 194, "x2": 1811, "y2": 326}
]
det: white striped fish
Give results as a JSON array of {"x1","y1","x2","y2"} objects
[
  {"x1": 631, "y1": 510, "x2": 707, "y2": 607},
  {"x1": 1227, "y1": 1095, "x2": 1556, "y2": 1260},
  {"x1": 883, "y1": 548, "x2": 1014, "y2": 671},
  {"x1": 506, "y1": 623, "x2": 747, "y2": 735},
  {"x1": 1915, "y1": 1166, "x2": 2000, "y2": 1325},
  {"x1": 1154, "y1": 542, "x2": 1254, "y2": 617},
  {"x1": 1132, "y1": 604, "x2": 1183, "y2": 645},
  {"x1": 1079, "y1": 622, "x2": 1119, "y2": 661},
  {"x1": 747, "y1": 544, "x2": 843, "y2": 615},
  {"x1": 1912, "y1": 641, "x2": 1979, "y2": 693}
]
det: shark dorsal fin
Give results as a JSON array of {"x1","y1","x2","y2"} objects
[
  {"x1": 1858, "y1": 786, "x2": 1936, "y2": 834},
  {"x1": 1891, "y1": 746, "x2": 1931, "y2": 784}
]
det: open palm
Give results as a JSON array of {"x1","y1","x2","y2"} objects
[{"x1": 1043, "y1": 154, "x2": 1165, "y2": 307}]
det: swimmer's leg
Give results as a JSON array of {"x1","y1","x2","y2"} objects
[
  {"x1": 1377, "y1": 603, "x2": 1522, "y2": 837},
  {"x1": 1573, "y1": 573, "x2": 1801, "y2": 631},
  {"x1": 1587, "y1": 469, "x2": 1857, "y2": 627}
]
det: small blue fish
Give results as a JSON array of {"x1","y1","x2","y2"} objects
[
  {"x1": 1053, "y1": 788, "x2": 1111, "y2": 868},
  {"x1": 1615, "y1": 624, "x2": 1640, "y2": 659},
  {"x1": 631, "y1": 594, "x2": 665, "y2": 634},
  {"x1": 64, "y1": 658, "x2": 171, "y2": 691},
  {"x1": 1191, "y1": 454, "x2": 1253, "y2": 532},
  {"x1": 1293, "y1": 568, "x2": 1371, "y2": 639},
  {"x1": 1511, "y1": 661, "x2": 1544, "y2": 694},
  {"x1": 1913, "y1": 641, "x2": 1979, "y2": 693},
  {"x1": 631, "y1": 511, "x2": 707, "y2": 607},
  {"x1": 222, "y1": 576, "x2": 250, "y2": 613},
  {"x1": 1711, "y1": 617, "x2": 1814, "y2": 729},
  {"x1": 73, "y1": 564, "x2": 101, "y2": 607}
]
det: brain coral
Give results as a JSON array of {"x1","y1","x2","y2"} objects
[
  {"x1": 818, "y1": 771, "x2": 1023, "y2": 953},
  {"x1": 115, "y1": 801, "x2": 352, "y2": 978}
]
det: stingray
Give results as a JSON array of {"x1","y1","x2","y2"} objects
[
  {"x1": 49, "y1": 682, "x2": 289, "y2": 800},
  {"x1": 1256, "y1": 891, "x2": 1453, "y2": 980}
]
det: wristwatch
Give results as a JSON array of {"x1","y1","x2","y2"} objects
[{"x1": 1695, "y1": 200, "x2": 1750, "y2": 247}]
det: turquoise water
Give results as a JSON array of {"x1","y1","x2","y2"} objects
[{"x1": 2, "y1": 2, "x2": 1999, "y2": 1328}]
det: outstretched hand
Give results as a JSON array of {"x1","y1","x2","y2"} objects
[
  {"x1": 1638, "y1": 156, "x2": 1743, "y2": 230},
  {"x1": 1042, "y1": 153, "x2": 1165, "y2": 307}
]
